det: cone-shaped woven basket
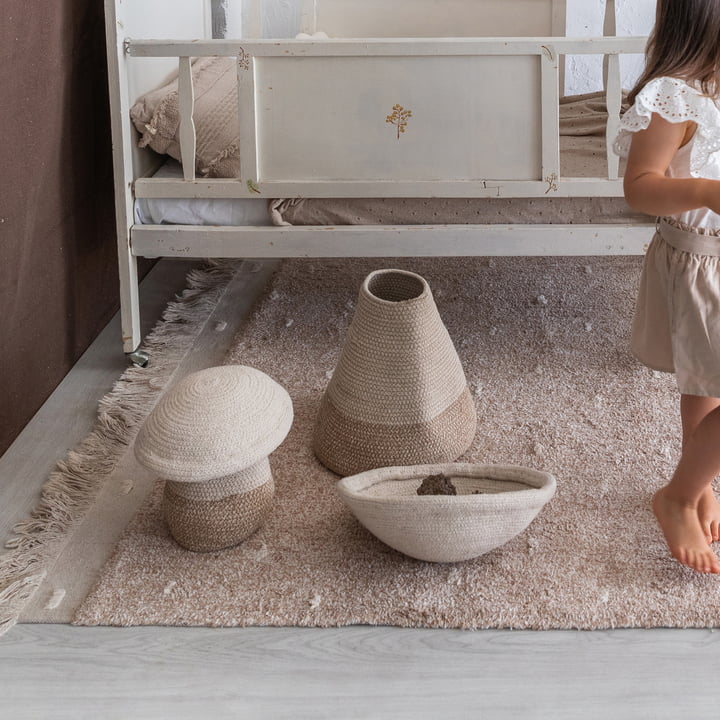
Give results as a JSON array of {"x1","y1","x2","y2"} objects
[{"x1": 313, "y1": 269, "x2": 477, "y2": 476}]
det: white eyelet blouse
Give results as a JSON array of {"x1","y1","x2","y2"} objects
[{"x1": 614, "y1": 76, "x2": 720, "y2": 231}]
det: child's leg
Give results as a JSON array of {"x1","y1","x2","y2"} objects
[
  {"x1": 653, "y1": 399, "x2": 720, "y2": 573},
  {"x1": 682, "y1": 395, "x2": 720, "y2": 543}
]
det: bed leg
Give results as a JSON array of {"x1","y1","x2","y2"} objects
[
  {"x1": 119, "y1": 249, "x2": 150, "y2": 367},
  {"x1": 118, "y1": 249, "x2": 142, "y2": 357}
]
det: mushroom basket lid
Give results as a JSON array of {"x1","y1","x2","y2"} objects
[{"x1": 134, "y1": 365, "x2": 293, "y2": 482}]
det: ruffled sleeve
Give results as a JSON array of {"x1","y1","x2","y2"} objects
[{"x1": 613, "y1": 76, "x2": 720, "y2": 176}]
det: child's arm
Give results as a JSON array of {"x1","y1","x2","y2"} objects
[{"x1": 624, "y1": 113, "x2": 720, "y2": 215}]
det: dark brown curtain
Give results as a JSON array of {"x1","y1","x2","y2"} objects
[{"x1": 0, "y1": 1, "x2": 120, "y2": 453}]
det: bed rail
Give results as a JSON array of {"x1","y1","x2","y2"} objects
[{"x1": 127, "y1": 36, "x2": 646, "y2": 202}]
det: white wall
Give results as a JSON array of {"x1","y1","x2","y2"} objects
[
  {"x1": 566, "y1": 0, "x2": 656, "y2": 94},
  {"x1": 225, "y1": 0, "x2": 303, "y2": 37},
  {"x1": 226, "y1": 0, "x2": 656, "y2": 92}
]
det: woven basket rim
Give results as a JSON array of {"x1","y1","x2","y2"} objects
[
  {"x1": 337, "y1": 462, "x2": 556, "y2": 507},
  {"x1": 361, "y1": 268, "x2": 430, "y2": 306}
]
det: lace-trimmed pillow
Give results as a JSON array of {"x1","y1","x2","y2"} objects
[
  {"x1": 130, "y1": 57, "x2": 239, "y2": 178},
  {"x1": 613, "y1": 76, "x2": 720, "y2": 176}
]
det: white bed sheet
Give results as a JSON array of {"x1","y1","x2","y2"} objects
[{"x1": 134, "y1": 160, "x2": 272, "y2": 226}]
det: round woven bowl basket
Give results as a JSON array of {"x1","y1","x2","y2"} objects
[
  {"x1": 313, "y1": 269, "x2": 477, "y2": 476},
  {"x1": 336, "y1": 463, "x2": 556, "y2": 563}
]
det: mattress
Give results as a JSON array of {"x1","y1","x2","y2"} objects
[{"x1": 135, "y1": 92, "x2": 646, "y2": 228}]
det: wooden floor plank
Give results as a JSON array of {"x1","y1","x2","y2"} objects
[{"x1": 2, "y1": 624, "x2": 719, "y2": 720}]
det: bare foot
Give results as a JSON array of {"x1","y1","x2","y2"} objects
[
  {"x1": 652, "y1": 488, "x2": 720, "y2": 574},
  {"x1": 698, "y1": 486, "x2": 720, "y2": 544}
]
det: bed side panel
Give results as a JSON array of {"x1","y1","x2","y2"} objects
[{"x1": 252, "y1": 54, "x2": 541, "y2": 183}]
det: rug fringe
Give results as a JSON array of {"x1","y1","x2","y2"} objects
[{"x1": 0, "y1": 260, "x2": 243, "y2": 636}]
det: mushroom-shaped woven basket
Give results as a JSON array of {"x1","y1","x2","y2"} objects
[
  {"x1": 336, "y1": 463, "x2": 556, "y2": 563},
  {"x1": 134, "y1": 365, "x2": 293, "y2": 552}
]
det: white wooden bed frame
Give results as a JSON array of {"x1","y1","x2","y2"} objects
[{"x1": 105, "y1": 0, "x2": 651, "y2": 357}]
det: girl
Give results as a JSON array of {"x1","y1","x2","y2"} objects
[{"x1": 614, "y1": 0, "x2": 720, "y2": 573}]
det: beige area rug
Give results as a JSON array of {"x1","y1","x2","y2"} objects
[{"x1": 71, "y1": 255, "x2": 720, "y2": 631}]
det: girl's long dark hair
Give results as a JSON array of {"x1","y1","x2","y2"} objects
[{"x1": 629, "y1": 0, "x2": 720, "y2": 103}]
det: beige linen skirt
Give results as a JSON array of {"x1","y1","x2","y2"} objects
[{"x1": 632, "y1": 219, "x2": 720, "y2": 397}]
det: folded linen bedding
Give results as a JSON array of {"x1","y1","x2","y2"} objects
[
  {"x1": 269, "y1": 194, "x2": 644, "y2": 227},
  {"x1": 134, "y1": 160, "x2": 272, "y2": 226}
]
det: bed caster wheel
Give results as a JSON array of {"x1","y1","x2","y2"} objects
[{"x1": 127, "y1": 350, "x2": 150, "y2": 368}]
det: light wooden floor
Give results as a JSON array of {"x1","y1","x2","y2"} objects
[{"x1": 1, "y1": 259, "x2": 720, "y2": 720}]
